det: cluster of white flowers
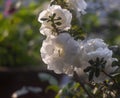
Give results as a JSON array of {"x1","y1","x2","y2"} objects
[
  {"x1": 38, "y1": 5, "x2": 72, "y2": 36},
  {"x1": 38, "y1": 0, "x2": 117, "y2": 82}
]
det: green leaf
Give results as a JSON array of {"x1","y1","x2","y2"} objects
[
  {"x1": 95, "y1": 68, "x2": 100, "y2": 77},
  {"x1": 55, "y1": 94, "x2": 60, "y2": 98},
  {"x1": 96, "y1": 57, "x2": 100, "y2": 63},
  {"x1": 73, "y1": 83, "x2": 80, "y2": 90},
  {"x1": 100, "y1": 58, "x2": 104, "y2": 63},
  {"x1": 102, "y1": 60, "x2": 107, "y2": 66},
  {"x1": 57, "y1": 17, "x2": 62, "y2": 20},
  {"x1": 46, "y1": 85, "x2": 59, "y2": 93},
  {"x1": 50, "y1": 0, "x2": 57, "y2": 6},
  {"x1": 112, "y1": 61, "x2": 119, "y2": 67},
  {"x1": 88, "y1": 60, "x2": 94, "y2": 65},
  {"x1": 40, "y1": 18, "x2": 48, "y2": 21},
  {"x1": 84, "y1": 66, "x2": 92, "y2": 72},
  {"x1": 89, "y1": 70, "x2": 94, "y2": 81},
  {"x1": 53, "y1": 13, "x2": 56, "y2": 18},
  {"x1": 55, "y1": 22, "x2": 62, "y2": 26}
]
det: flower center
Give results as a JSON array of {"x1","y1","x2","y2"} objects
[{"x1": 54, "y1": 46, "x2": 64, "y2": 57}]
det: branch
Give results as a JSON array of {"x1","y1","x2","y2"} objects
[
  {"x1": 102, "y1": 70, "x2": 117, "y2": 84},
  {"x1": 73, "y1": 71, "x2": 94, "y2": 98}
]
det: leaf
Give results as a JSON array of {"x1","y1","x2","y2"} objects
[
  {"x1": 50, "y1": 0, "x2": 57, "y2": 6},
  {"x1": 57, "y1": 17, "x2": 62, "y2": 20},
  {"x1": 102, "y1": 60, "x2": 107, "y2": 66},
  {"x1": 95, "y1": 68, "x2": 100, "y2": 77},
  {"x1": 89, "y1": 70, "x2": 94, "y2": 81},
  {"x1": 100, "y1": 58, "x2": 104, "y2": 63},
  {"x1": 55, "y1": 22, "x2": 62, "y2": 26},
  {"x1": 96, "y1": 57, "x2": 100, "y2": 63},
  {"x1": 84, "y1": 66, "x2": 92, "y2": 72},
  {"x1": 88, "y1": 60, "x2": 94, "y2": 65},
  {"x1": 67, "y1": 82, "x2": 74, "y2": 88},
  {"x1": 46, "y1": 85, "x2": 59, "y2": 93},
  {"x1": 73, "y1": 83, "x2": 80, "y2": 90},
  {"x1": 40, "y1": 18, "x2": 48, "y2": 21},
  {"x1": 53, "y1": 13, "x2": 56, "y2": 18},
  {"x1": 55, "y1": 94, "x2": 60, "y2": 98},
  {"x1": 112, "y1": 60, "x2": 118, "y2": 67}
]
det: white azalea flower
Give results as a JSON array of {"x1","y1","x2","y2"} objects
[
  {"x1": 38, "y1": 5, "x2": 72, "y2": 36},
  {"x1": 76, "y1": 38, "x2": 118, "y2": 83},
  {"x1": 87, "y1": 48, "x2": 112, "y2": 61},
  {"x1": 81, "y1": 38, "x2": 108, "y2": 53},
  {"x1": 93, "y1": 58, "x2": 118, "y2": 83},
  {"x1": 40, "y1": 33, "x2": 80, "y2": 76},
  {"x1": 66, "y1": 0, "x2": 87, "y2": 14},
  {"x1": 77, "y1": 38, "x2": 108, "y2": 69},
  {"x1": 40, "y1": 24, "x2": 56, "y2": 36}
]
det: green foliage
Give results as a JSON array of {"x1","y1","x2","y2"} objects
[
  {"x1": 50, "y1": 0, "x2": 67, "y2": 8},
  {"x1": 46, "y1": 85, "x2": 59, "y2": 93},
  {"x1": 106, "y1": 10, "x2": 120, "y2": 45},
  {"x1": 81, "y1": 13, "x2": 100, "y2": 33},
  {"x1": 56, "y1": 82, "x2": 86, "y2": 98},
  {"x1": 0, "y1": 1, "x2": 44, "y2": 67},
  {"x1": 38, "y1": 72, "x2": 60, "y2": 95},
  {"x1": 69, "y1": 25, "x2": 86, "y2": 40},
  {"x1": 84, "y1": 58, "x2": 106, "y2": 81}
]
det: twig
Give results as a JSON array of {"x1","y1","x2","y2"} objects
[
  {"x1": 102, "y1": 70, "x2": 117, "y2": 84},
  {"x1": 73, "y1": 72, "x2": 94, "y2": 98}
]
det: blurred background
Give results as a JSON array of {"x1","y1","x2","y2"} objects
[
  {"x1": 0, "y1": 0, "x2": 120, "y2": 98},
  {"x1": 0, "y1": 0, "x2": 45, "y2": 68}
]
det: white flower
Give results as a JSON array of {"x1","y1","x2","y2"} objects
[
  {"x1": 76, "y1": 38, "x2": 118, "y2": 82},
  {"x1": 40, "y1": 25, "x2": 55, "y2": 36},
  {"x1": 93, "y1": 57, "x2": 118, "y2": 83},
  {"x1": 77, "y1": 38, "x2": 108, "y2": 69},
  {"x1": 38, "y1": 5, "x2": 72, "y2": 36},
  {"x1": 40, "y1": 33, "x2": 80, "y2": 76},
  {"x1": 81, "y1": 38, "x2": 108, "y2": 53},
  {"x1": 66, "y1": 0, "x2": 87, "y2": 14},
  {"x1": 87, "y1": 48, "x2": 112, "y2": 61}
]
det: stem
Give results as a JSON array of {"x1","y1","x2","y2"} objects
[
  {"x1": 102, "y1": 70, "x2": 120, "y2": 96},
  {"x1": 50, "y1": 15, "x2": 60, "y2": 34},
  {"x1": 80, "y1": 80, "x2": 94, "y2": 98},
  {"x1": 102, "y1": 70, "x2": 117, "y2": 84},
  {"x1": 73, "y1": 72, "x2": 94, "y2": 98},
  {"x1": 52, "y1": 21, "x2": 59, "y2": 33}
]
